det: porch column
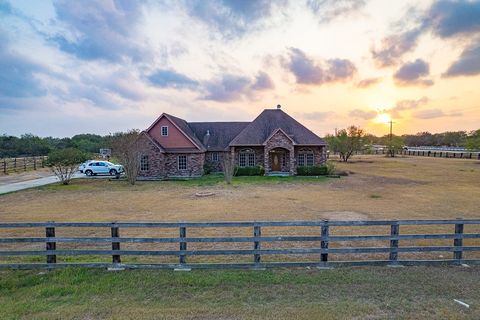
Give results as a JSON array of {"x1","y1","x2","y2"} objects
[
  {"x1": 263, "y1": 147, "x2": 269, "y2": 175},
  {"x1": 289, "y1": 147, "x2": 296, "y2": 175}
]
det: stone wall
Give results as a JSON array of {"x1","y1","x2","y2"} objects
[
  {"x1": 137, "y1": 135, "x2": 165, "y2": 179},
  {"x1": 204, "y1": 151, "x2": 227, "y2": 173},
  {"x1": 233, "y1": 146, "x2": 264, "y2": 168},
  {"x1": 263, "y1": 130, "x2": 295, "y2": 175},
  {"x1": 164, "y1": 153, "x2": 205, "y2": 177},
  {"x1": 294, "y1": 146, "x2": 327, "y2": 166}
]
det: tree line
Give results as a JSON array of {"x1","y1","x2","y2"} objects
[
  {"x1": 1, "y1": 129, "x2": 479, "y2": 159},
  {"x1": 326, "y1": 127, "x2": 480, "y2": 162},
  {"x1": 365, "y1": 130, "x2": 479, "y2": 148},
  {"x1": 0, "y1": 134, "x2": 110, "y2": 158}
]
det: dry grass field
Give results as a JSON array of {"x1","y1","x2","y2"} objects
[
  {"x1": 0, "y1": 155, "x2": 479, "y2": 264},
  {"x1": 1, "y1": 155, "x2": 479, "y2": 222},
  {"x1": 1, "y1": 155, "x2": 479, "y2": 319}
]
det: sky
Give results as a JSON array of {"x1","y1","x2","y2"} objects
[{"x1": 0, "y1": 0, "x2": 479, "y2": 138}]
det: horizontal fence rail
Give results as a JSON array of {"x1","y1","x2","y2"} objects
[
  {"x1": 0, "y1": 219, "x2": 479, "y2": 269},
  {"x1": 1, "y1": 156, "x2": 48, "y2": 174}
]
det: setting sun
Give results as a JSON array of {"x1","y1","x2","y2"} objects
[{"x1": 375, "y1": 113, "x2": 392, "y2": 124}]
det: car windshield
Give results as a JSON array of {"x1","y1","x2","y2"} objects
[{"x1": 105, "y1": 162, "x2": 115, "y2": 166}]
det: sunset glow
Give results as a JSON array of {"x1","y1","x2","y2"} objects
[
  {"x1": 375, "y1": 113, "x2": 392, "y2": 124},
  {"x1": 0, "y1": 0, "x2": 479, "y2": 137}
]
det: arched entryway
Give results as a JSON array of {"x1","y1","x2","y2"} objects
[{"x1": 268, "y1": 147, "x2": 290, "y2": 172}]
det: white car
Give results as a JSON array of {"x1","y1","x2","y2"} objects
[
  {"x1": 83, "y1": 161, "x2": 124, "y2": 176},
  {"x1": 79, "y1": 160, "x2": 94, "y2": 173}
]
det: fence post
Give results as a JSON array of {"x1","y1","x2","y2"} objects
[
  {"x1": 14, "y1": 158, "x2": 17, "y2": 172},
  {"x1": 42, "y1": 156, "x2": 45, "y2": 168},
  {"x1": 321, "y1": 220, "x2": 329, "y2": 263},
  {"x1": 2, "y1": 159, "x2": 6, "y2": 174},
  {"x1": 46, "y1": 222, "x2": 56, "y2": 264},
  {"x1": 254, "y1": 225, "x2": 261, "y2": 265},
  {"x1": 23, "y1": 157, "x2": 26, "y2": 171},
  {"x1": 453, "y1": 219, "x2": 464, "y2": 262},
  {"x1": 33, "y1": 157, "x2": 37, "y2": 170},
  {"x1": 111, "y1": 223, "x2": 121, "y2": 264},
  {"x1": 389, "y1": 221, "x2": 399, "y2": 264},
  {"x1": 179, "y1": 225, "x2": 187, "y2": 265}
]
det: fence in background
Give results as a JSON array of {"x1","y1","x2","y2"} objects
[
  {"x1": 0, "y1": 219, "x2": 479, "y2": 269},
  {"x1": 1, "y1": 156, "x2": 48, "y2": 174},
  {"x1": 399, "y1": 149, "x2": 480, "y2": 159},
  {"x1": 368, "y1": 149, "x2": 480, "y2": 159}
]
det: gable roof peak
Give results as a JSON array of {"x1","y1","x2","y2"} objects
[{"x1": 229, "y1": 107, "x2": 326, "y2": 146}]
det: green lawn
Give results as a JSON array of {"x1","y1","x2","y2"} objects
[
  {"x1": 0, "y1": 267, "x2": 478, "y2": 319},
  {"x1": 33, "y1": 173, "x2": 330, "y2": 192}
]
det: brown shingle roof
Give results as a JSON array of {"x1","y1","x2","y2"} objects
[
  {"x1": 188, "y1": 122, "x2": 249, "y2": 151},
  {"x1": 229, "y1": 109, "x2": 326, "y2": 146},
  {"x1": 146, "y1": 109, "x2": 325, "y2": 152}
]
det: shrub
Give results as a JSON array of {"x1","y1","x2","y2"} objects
[
  {"x1": 325, "y1": 161, "x2": 336, "y2": 175},
  {"x1": 46, "y1": 148, "x2": 88, "y2": 185},
  {"x1": 234, "y1": 166, "x2": 265, "y2": 176},
  {"x1": 297, "y1": 165, "x2": 328, "y2": 176},
  {"x1": 203, "y1": 162, "x2": 215, "y2": 175}
]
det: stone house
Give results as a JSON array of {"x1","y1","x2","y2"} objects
[{"x1": 137, "y1": 105, "x2": 327, "y2": 179}]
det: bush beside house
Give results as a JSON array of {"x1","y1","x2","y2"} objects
[{"x1": 234, "y1": 166, "x2": 265, "y2": 176}]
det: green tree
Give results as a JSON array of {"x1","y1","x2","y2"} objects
[
  {"x1": 385, "y1": 135, "x2": 405, "y2": 157},
  {"x1": 46, "y1": 148, "x2": 88, "y2": 185},
  {"x1": 466, "y1": 129, "x2": 480, "y2": 150},
  {"x1": 326, "y1": 126, "x2": 365, "y2": 162}
]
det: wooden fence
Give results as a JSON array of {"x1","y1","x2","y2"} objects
[
  {"x1": 399, "y1": 150, "x2": 480, "y2": 159},
  {"x1": 369, "y1": 149, "x2": 480, "y2": 159},
  {"x1": 0, "y1": 219, "x2": 479, "y2": 269},
  {"x1": 1, "y1": 156, "x2": 48, "y2": 174}
]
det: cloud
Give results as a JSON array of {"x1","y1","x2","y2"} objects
[
  {"x1": 349, "y1": 109, "x2": 377, "y2": 120},
  {"x1": 285, "y1": 47, "x2": 356, "y2": 85},
  {"x1": 202, "y1": 72, "x2": 274, "y2": 102},
  {"x1": 427, "y1": 1, "x2": 480, "y2": 38},
  {"x1": 251, "y1": 71, "x2": 275, "y2": 90},
  {"x1": 51, "y1": 0, "x2": 148, "y2": 62},
  {"x1": 0, "y1": 30, "x2": 46, "y2": 102},
  {"x1": 443, "y1": 41, "x2": 480, "y2": 77},
  {"x1": 372, "y1": 1, "x2": 480, "y2": 67},
  {"x1": 307, "y1": 0, "x2": 366, "y2": 22},
  {"x1": 356, "y1": 77, "x2": 381, "y2": 88},
  {"x1": 413, "y1": 108, "x2": 463, "y2": 119},
  {"x1": 394, "y1": 96, "x2": 429, "y2": 111},
  {"x1": 371, "y1": 29, "x2": 422, "y2": 67},
  {"x1": 185, "y1": 0, "x2": 284, "y2": 38},
  {"x1": 393, "y1": 59, "x2": 433, "y2": 86},
  {"x1": 148, "y1": 70, "x2": 199, "y2": 89}
]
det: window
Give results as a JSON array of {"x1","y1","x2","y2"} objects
[
  {"x1": 161, "y1": 126, "x2": 168, "y2": 136},
  {"x1": 306, "y1": 153, "x2": 314, "y2": 166},
  {"x1": 298, "y1": 149, "x2": 314, "y2": 166},
  {"x1": 178, "y1": 155, "x2": 187, "y2": 170},
  {"x1": 239, "y1": 149, "x2": 255, "y2": 167},
  {"x1": 298, "y1": 154, "x2": 305, "y2": 166},
  {"x1": 211, "y1": 152, "x2": 219, "y2": 162},
  {"x1": 140, "y1": 155, "x2": 149, "y2": 171},
  {"x1": 281, "y1": 153, "x2": 286, "y2": 167}
]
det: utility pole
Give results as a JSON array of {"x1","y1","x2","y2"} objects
[
  {"x1": 389, "y1": 121, "x2": 393, "y2": 144},
  {"x1": 388, "y1": 120, "x2": 395, "y2": 157}
]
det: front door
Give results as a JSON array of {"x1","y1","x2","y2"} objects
[{"x1": 271, "y1": 153, "x2": 281, "y2": 171}]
